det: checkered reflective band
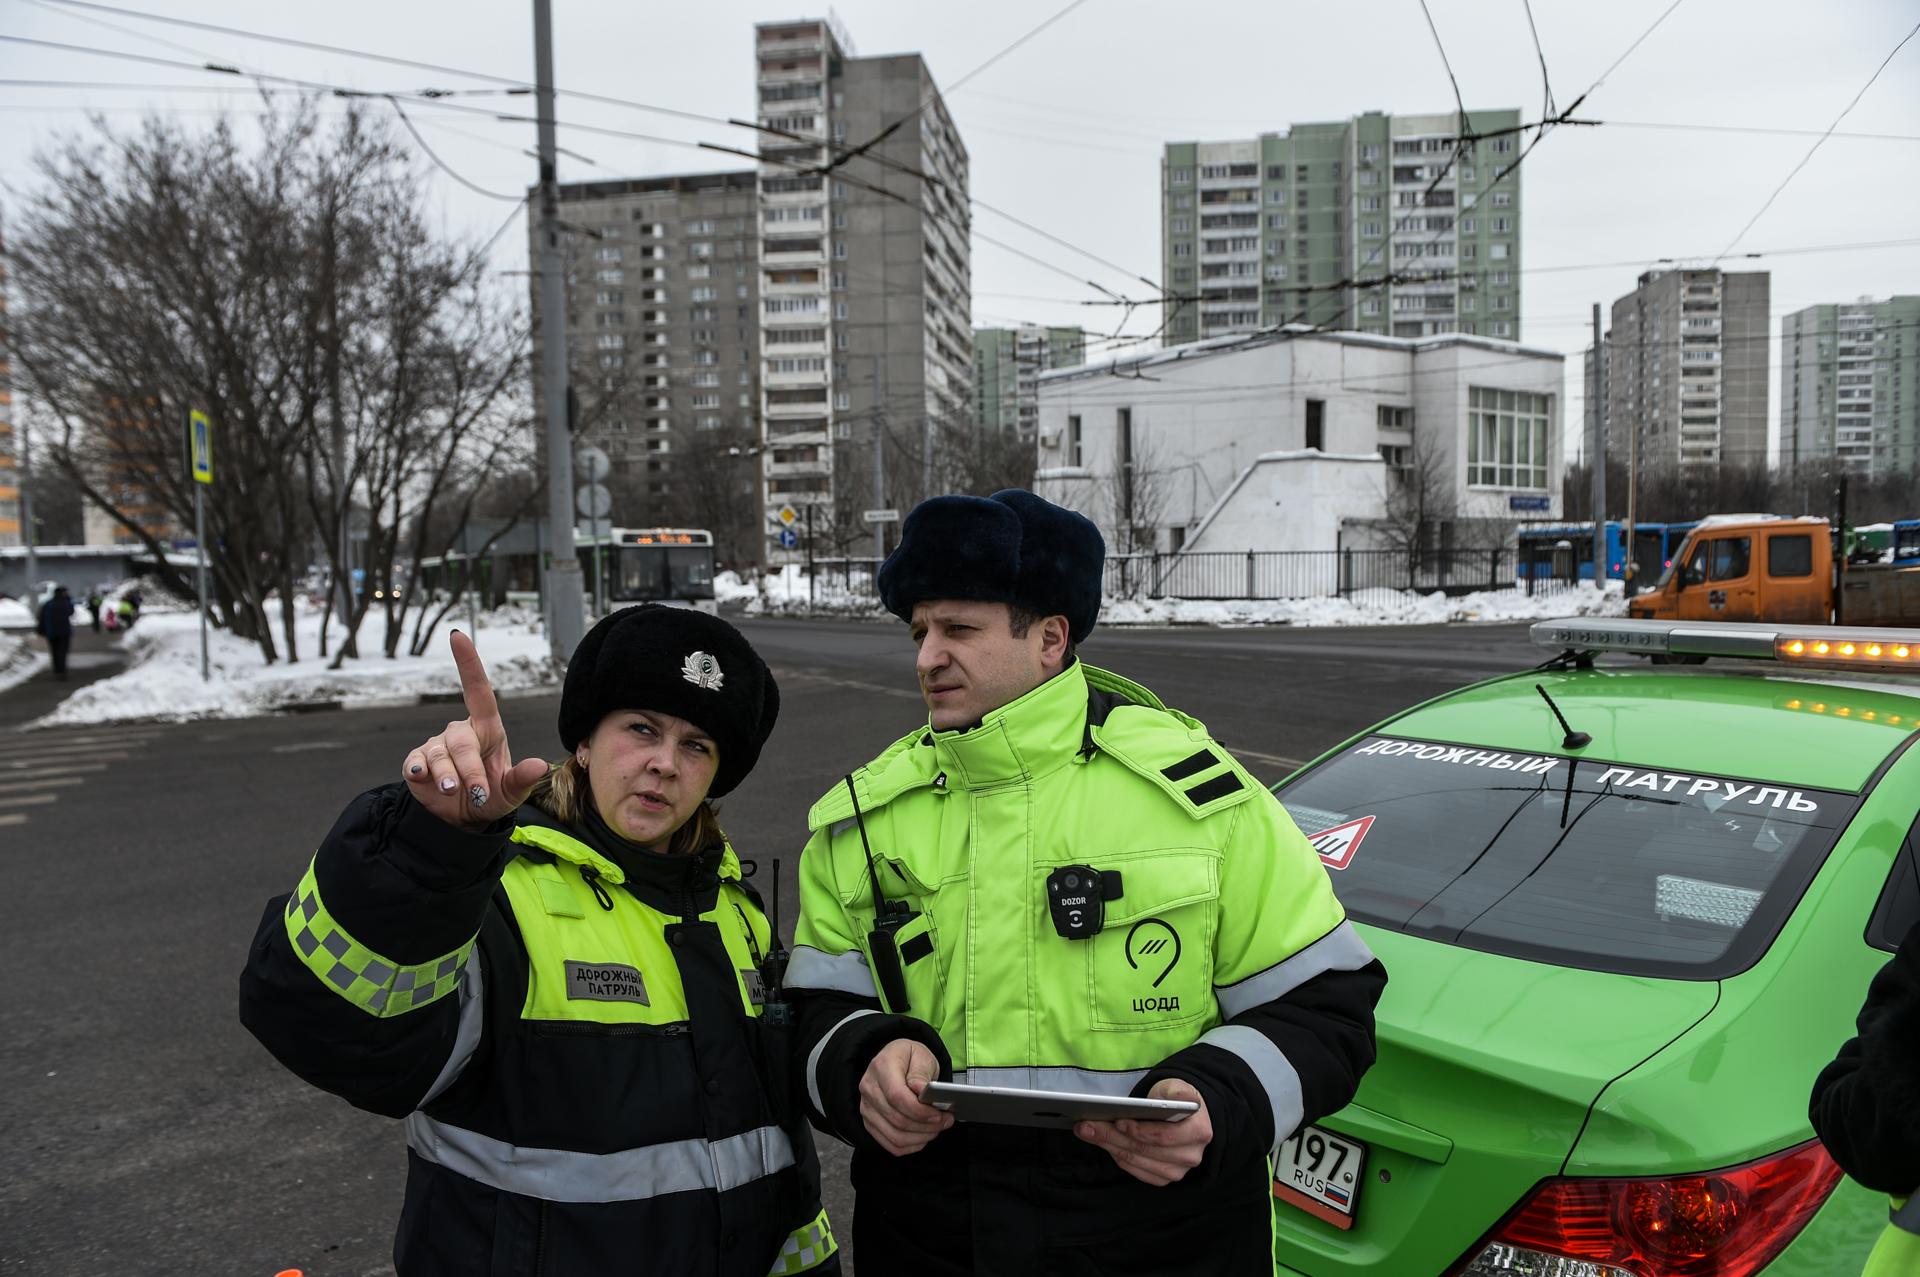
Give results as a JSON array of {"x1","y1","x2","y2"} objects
[
  {"x1": 768, "y1": 1207, "x2": 837, "y2": 1275},
  {"x1": 284, "y1": 858, "x2": 474, "y2": 1018}
]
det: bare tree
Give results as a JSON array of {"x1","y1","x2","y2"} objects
[{"x1": 5, "y1": 103, "x2": 531, "y2": 665}]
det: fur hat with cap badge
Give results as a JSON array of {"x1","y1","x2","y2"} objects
[{"x1": 558, "y1": 605, "x2": 779, "y2": 798}]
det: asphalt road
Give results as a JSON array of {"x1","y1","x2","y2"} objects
[{"x1": 0, "y1": 616, "x2": 1543, "y2": 1276}]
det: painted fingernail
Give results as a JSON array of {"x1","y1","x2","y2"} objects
[
  {"x1": 409, "y1": 763, "x2": 423, "y2": 775},
  {"x1": 469, "y1": 786, "x2": 488, "y2": 807},
  {"x1": 439, "y1": 777, "x2": 456, "y2": 792}
]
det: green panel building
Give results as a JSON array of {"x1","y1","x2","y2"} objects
[
  {"x1": 1161, "y1": 109, "x2": 1522, "y2": 347},
  {"x1": 1782, "y1": 296, "x2": 1920, "y2": 473},
  {"x1": 972, "y1": 325, "x2": 1086, "y2": 441}
]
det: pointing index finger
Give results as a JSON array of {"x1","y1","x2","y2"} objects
[{"x1": 451, "y1": 630, "x2": 501, "y2": 727}]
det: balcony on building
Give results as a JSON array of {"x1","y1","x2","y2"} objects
[
  {"x1": 763, "y1": 236, "x2": 827, "y2": 266},
  {"x1": 758, "y1": 54, "x2": 826, "y2": 85},
  {"x1": 762, "y1": 267, "x2": 824, "y2": 296}
]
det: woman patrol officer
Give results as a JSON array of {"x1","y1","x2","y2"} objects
[{"x1": 240, "y1": 606, "x2": 837, "y2": 1276}]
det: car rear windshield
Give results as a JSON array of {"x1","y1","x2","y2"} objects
[{"x1": 1278, "y1": 736, "x2": 1852, "y2": 979}]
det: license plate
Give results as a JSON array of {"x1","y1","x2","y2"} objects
[{"x1": 1273, "y1": 1124, "x2": 1366, "y2": 1230}]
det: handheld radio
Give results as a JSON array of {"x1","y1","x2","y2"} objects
[{"x1": 846, "y1": 774, "x2": 917, "y2": 1013}]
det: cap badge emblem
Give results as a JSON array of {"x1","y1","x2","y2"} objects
[{"x1": 681, "y1": 651, "x2": 725, "y2": 690}]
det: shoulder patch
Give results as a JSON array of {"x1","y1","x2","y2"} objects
[
  {"x1": 806, "y1": 724, "x2": 941, "y2": 832},
  {"x1": 1091, "y1": 703, "x2": 1256, "y2": 819}
]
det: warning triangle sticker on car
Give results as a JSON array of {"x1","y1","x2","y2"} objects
[{"x1": 1309, "y1": 815, "x2": 1374, "y2": 871}]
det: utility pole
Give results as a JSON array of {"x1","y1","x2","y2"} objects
[
  {"x1": 17, "y1": 414, "x2": 35, "y2": 599},
  {"x1": 1590, "y1": 304, "x2": 1606, "y2": 585},
  {"x1": 871, "y1": 354, "x2": 885, "y2": 561},
  {"x1": 534, "y1": 0, "x2": 585, "y2": 662}
]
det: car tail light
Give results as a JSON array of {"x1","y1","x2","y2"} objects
[{"x1": 1451, "y1": 1140, "x2": 1842, "y2": 1277}]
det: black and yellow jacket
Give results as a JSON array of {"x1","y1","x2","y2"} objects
[{"x1": 239, "y1": 783, "x2": 836, "y2": 1277}]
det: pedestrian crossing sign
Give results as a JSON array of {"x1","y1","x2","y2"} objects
[{"x1": 189, "y1": 410, "x2": 213, "y2": 484}]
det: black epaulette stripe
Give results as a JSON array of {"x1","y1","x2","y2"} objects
[
  {"x1": 900, "y1": 931, "x2": 935, "y2": 965},
  {"x1": 1161, "y1": 749, "x2": 1220, "y2": 782},
  {"x1": 1184, "y1": 771, "x2": 1245, "y2": 806}
]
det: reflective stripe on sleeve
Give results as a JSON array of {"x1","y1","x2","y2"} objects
[
  {"x1": 1215, "y1": 920, "x2": 1377, "y2": 1020},
  {"x1": 404, "y1": 1113, "x2": 796, "y2": 1203},
  {"x1": 418, "y1": 951, "x2": 486, "y2": 1106},
  {"x1": 1195, "y1": 1023, "x2": 1304, "y2": 1158},
  {"x1": 785, "y1": 944, "x2": 879, "y2": 998},
  {"x1": 283, "y1": 858, "x2": 474, "y2": 1018},
  {"x1": 807, "y1": 1008, "x2": 879, "y2": 1120},
  {"x1": 952, "y1": 1066, "x2": 1149, "y2": 1096}
]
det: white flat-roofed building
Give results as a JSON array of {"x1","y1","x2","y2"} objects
[{"x1": 1034, "y1": 326, "x2": 1564, "y2": 558}]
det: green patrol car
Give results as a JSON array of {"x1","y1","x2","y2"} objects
[{"x1": 1266, "y1": 618, "x2": 1920, "y2": 1277}]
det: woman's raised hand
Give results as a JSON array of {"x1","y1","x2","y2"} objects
[{"x1": 403, "y1": 631, "x2": 550, "y2": 830}]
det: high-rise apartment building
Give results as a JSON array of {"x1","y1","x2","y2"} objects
[
  {"x1": 534, "y1": 172, "x2": 764, "y2": 565},
  {"x1": 0, "y1": 228, "x2": 19, "y2": 547},
  {"x1": 1162, "y1": 109, "x2": 1522, "y2": 346},
  {"x1": 1604, "y1": 269, "x2": 1769, "y2": 471},
  {"x1": 1781, "y1": 296, "x2": 1920, "y2": 473},
  {"x1": 972, "y1": 326, "x2": 1085, "y2": 441},
  {"x1": 754, "y1": 19, "x2": 970, "y2": 560}
]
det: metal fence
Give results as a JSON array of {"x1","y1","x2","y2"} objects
[
  {"x1": 793, "y1": 548, "x2": 1586, "y2": 607},
  {"x1": 1104, "y1": 548, "x2": 1585, "y2": 601}
]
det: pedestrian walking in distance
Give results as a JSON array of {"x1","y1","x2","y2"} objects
[{"x1": 35, "y1": 586, "x2": 75, "y2": 681}]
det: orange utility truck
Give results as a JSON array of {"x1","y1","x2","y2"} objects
[{"x1": 1625, "y1": 515, "x2": 1920, "y2": 626}]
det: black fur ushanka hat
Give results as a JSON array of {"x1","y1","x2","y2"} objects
[
  {"x1": 876, "y1": 489, "x2": 1106, "y2": 643},
  {"x1": 559, "y1": 604, "x2": 779, "y2": 797}
]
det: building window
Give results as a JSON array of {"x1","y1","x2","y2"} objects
[
  {"x1": 1361, "y1": 298, "x2": 1382, "y2": 316},
  {"x1": 1491, "y1": 216, "x2": 1512, "y2": 233},
  {"x1": 1305, "y1": 399, "x2": 1325, "y2": 451},
  {"x1": 1467, "y1": 387, "x2": 1550, "y2": 488},
  {"x1": 1362, "y1": 221, "x2": 1383, "y2": 238},
  {"x1": 595, "y1": 269, "x2": 624, "y2": 285},
  {"x1": 1491, "y1": 191, "x2": 1512, "y2": 207},
  {"x1": 1362, "y1": 144, "x2": 1382, "y2": 161},
  {"x1": 1173, "y1": 242, "x2": 1192, "y2": 257},
  {"x1": 1377, "y1": 404, "x2": 1413, "y2": 430},
  {"x1": 1169, "y1": 167, "x2": 1192, "y2": 184},
  {"x1": 1489, "y1": 243, "x2": 1509, "y2": 260},
  {"x1": 688, "y1": 263, "x2": 712, "y2": 279},
  {"x1": 1359, "y1": 196, "x2": 1381, "y2": 212},
  {"x1": 1266, "y1": 213, "x2": 1287, "y2": 230},
  {"x1": 690, "y1": 286, "x2": 717, "y2": 301},
  {"x1": 1067, "y1": 414, "x2": 1082, "y2": 466},
  {"x1": 1171, "y1": 217, "x2": 1191, "y2": 233}
]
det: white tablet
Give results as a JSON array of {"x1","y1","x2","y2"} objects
[{"x1": 920, "y1": 1081, "x2": 1198, "y2": 1129}]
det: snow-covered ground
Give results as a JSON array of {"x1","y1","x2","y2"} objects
[
  {"x1": 721, "y1": 568, "x2": 1626, "y2": 629},
  {"x1": 33, "y1": 599, "x2": 558, "y2": 728},
  {"x1": 0, "y1": 630, "x2": 48, "y2": 695}
]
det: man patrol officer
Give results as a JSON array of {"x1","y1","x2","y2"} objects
[
  {"x1": 1811, "y1": 914, "x2": 1920, "y2": 1275},
  {"x1": 785, "y1": 489, "x2": 1387, "y2": 1275}
]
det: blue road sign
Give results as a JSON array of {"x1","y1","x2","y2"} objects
[{"x1": 777, "y1": 527, "x2": 800, "y2": 549}]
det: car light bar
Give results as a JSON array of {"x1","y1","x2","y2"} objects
[{"x1": 1531, "y1": 618, "x2": 1920, "y2": 673}]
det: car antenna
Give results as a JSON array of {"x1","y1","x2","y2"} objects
[{"x1": 1534, "y1": 684, "x2": 1592, "y2": 750}]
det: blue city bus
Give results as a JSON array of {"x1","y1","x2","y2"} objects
[
  {"x1": 1894, "y1": 520, "x2": 1920, "y2": 566},
  {"x1": 1517, "y1": 522, "x2": 1681, "y2": 585}
]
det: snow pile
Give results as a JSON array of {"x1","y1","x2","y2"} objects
[
  {"x1": 35, "y1": 599, "x2": 558, "y2": 728},
  {"x1": 730, "y1": 565, "x2": 1625, "y2": 629},
  {"x1": 714, "y1": 570, "x2": 759, "y2": 605},
  {"x1": 0, "y1": 597, "x2": 36, "y2": 630},
  {"x1": 1102, "y1": 582, "x2": 1626, "y2": 628},
  {"x1": 0, "y1": 629, "x2": 47, "y2": 694},
  {"x1": 739, "y1": 565, "x2": 891, "y2": 621}
]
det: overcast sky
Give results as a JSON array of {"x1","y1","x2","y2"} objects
[{"x1": 4, "y1": 0, "x2": 1918, "y2": 461}]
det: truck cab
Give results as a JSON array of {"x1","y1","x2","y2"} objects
[{"x1": 1627, "y1": 517, "x2": 1831, "y2": 624}]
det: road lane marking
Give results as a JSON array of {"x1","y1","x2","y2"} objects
[
  {"x1": 0, "y1": 776, "x2": 84, "y2": 795},
  {"x1": 0, "y1": 793, "x2": 58, "y2": 809},
  {"x1": 0, "y1": 813, "x2": 25, "y2": 828},
  {"x1": 0, "y1": 761, "x2": 113, "y2": 776},
  {"x1": 270, "y1": 740, "x2": 349, "y2": 754}
]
